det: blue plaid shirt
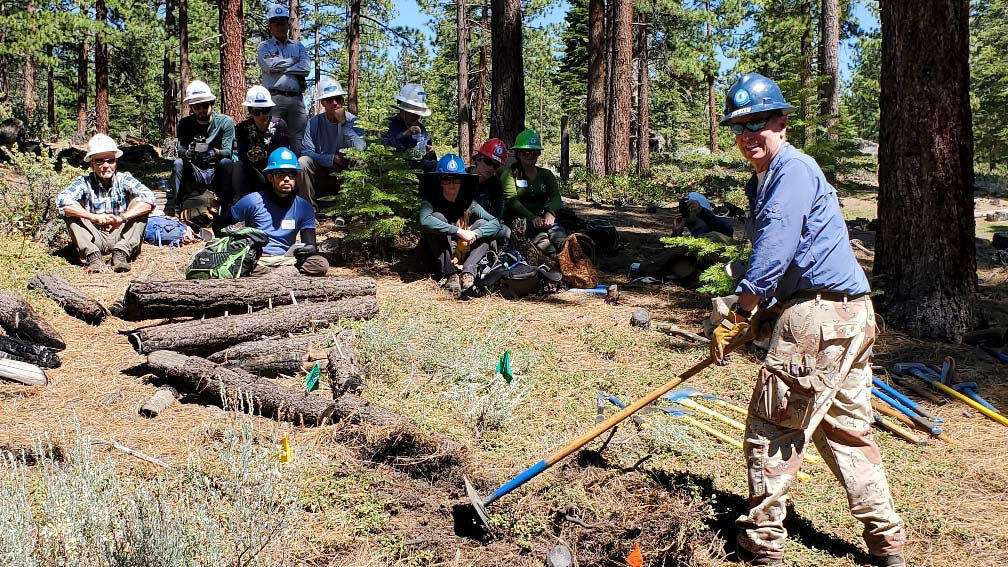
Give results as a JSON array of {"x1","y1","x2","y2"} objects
[{"x1": 56, "y1": 172, "x2": 156, "y2": 217}]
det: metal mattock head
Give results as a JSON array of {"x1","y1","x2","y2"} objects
[{"x1": 464, "y1": 475, "x2": 493, "y2": 529}]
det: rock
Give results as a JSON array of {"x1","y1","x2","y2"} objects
[
  {"x1": 630, "y1": 308, "x2": 651, "y2": 329},
  {"x1": 546, "y1": 544, "x2": 573, "y2": 567}
]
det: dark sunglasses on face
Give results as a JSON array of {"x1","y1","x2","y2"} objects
[
  {"x1": 729, "y1": 117, "x2": 772, "y2": 135},
  {"x1": 92, "y1": 157, "x2": 117, "y2": 165},
  {"x1": 481, "y1": 157, "x2": 500, "y2": 168},
  {"x1": 249, "y1": 108, "x2": 271, "y2": 116},
  {"x1": 271, "y1": 170, "x2": 297, "y2": 179},
  {"x1": 519, "y1": 150, "x2": 540, "y2": 157}
]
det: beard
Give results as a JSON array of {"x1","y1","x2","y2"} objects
[{"x1": 96, "y1": 170, "x2": 115, "y2": 180}]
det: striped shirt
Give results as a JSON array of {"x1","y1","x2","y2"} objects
[{"x1": 56, "y1": 172, "x2": 156, "y2": 216}]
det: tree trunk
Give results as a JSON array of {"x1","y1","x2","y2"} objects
[
  {"x1": 121, "y1": 276, "x2": 376, "y2": 320},
  {"x1": 705, "y1": 0, "x2": 718, "y2": 153},
  {"x1": 585, "y1": 0, "x2": 606, "y2": 188},
  {"x1": 457, "y1": 0, "x2": 471, "y2": 157},
  {"x1": 24, "y1": 56, "x2": 36, "y2": 124},
  {"x1": 489, "y1": 0, "x2": 524, "y2": 146},
  {"x1": 606, "y1": 0, "x2": 632, "y2": 174},
  {"x1": 128, "y1": 296, "x2": 378, "y2": 354},
  {"x1": 179, "y1": 0, "x2": 190, "y2": 114},
  {"x1": 46, "y1": 45, "x2": 55, "y2": 130},
  {"x1": 0, "y1": 359, "x2": 47, "y2": 387},
  {"x1": 312, "y1": 0, "x2": 321, "y2": 115},
  {"x1": 876, "y1": 0, "x2": 975, "y2": 341},
  {"x1": 27, "y1": 272, "x2": 107, "y2": 325},
  {"x1": 76, "y1": 37, "x2": 88, "y2": 136},
  {"x1": 818, "y1": 0, "x2": 840, "y2": 141},
  {"x1": 207, "y1": 331, "x2": 356, "y2": 379},
  {"x1": 801, "y1": 0, "x2": 815, "y2": 146},
  {"x1": 0, "y1": 336, "x2": 61, "y2": 369},
  {"x1": 604, "y1": 0, "x2": 614, "y2": 167},
  {"x1": 289, "y1": 0, "x2": 300, "y2": 41},
  {"x1": 635, "y1": 18, "x2": 650, "y2": 177},
  {"x1": 560, "y1": 115, "x2": 570, "y2": 180},
  {"x1": 347, "y1": 0, "x2": 361, "y2": 114},
  {"x1": 0, "y1": 291, "x2": 66, "y2": 351},
  {"x1": 473, "y1": 1, "x2": 488, "y2": 148},
  {"x1": 95, "y1": 0, "x2": 110, "y2": 134},
  {"x1": 219, "y1": 0, "x2": 245, "y2": 122},
  {"x1": 162, "y1": 0, "x2": 178, "y2": 137}
]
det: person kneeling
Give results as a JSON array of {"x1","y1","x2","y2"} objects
[
  {"x1": 419, "y1": 154, "x2": 503, "y2": 295},
  {"x1": 229, "y1": 147, "x2": 329, "y2": 276}
]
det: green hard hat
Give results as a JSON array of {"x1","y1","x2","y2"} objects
[{"x1": 512, "y1": 129, "x2": 543, "y2": 150}]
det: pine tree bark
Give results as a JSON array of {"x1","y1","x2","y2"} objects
[
  {"x1": 876, "y1": 0, "x2": 975, "y2": 341},
  {"x1": 24, "y1": 55, "x2": 36, "y2": 124},
  {"x1": 347, "y1": 0, "x2": 361, "y2": 114},
  {"x1": 489, "y1": 0, "x2": 525, "y2": 146},
  {"x1": 46, "y1": 45, "x2": 55, "y2": 130},
  {"x1": 289, "y1": 0, "x2": 300, "y2": 40},
  {"x1": 473, "y1": 2, "x2": 488, "y2": 148},
  {"x1": 27, "y1": 272, "x2": 107, "y2": 325},
  {"x1": 606, "y1": 0, "x2": 632, "y2": 174},
  {"x1": 457, "y1": 0, "x2": 471, "y2": 157},
  {"x1": 76, "y1": 37, "x2": 89, "y2": 136},
  {"x1": 219, "y1": 0, "x2": 245, "y2": 122},
  {"x1": 818, "y1": 0, "x2": 840, "y2": 141},
  {"x1": 635, "y1": 18, "x2": 650, "y2": 177},
  {"x1": 179, "y1": 0, "x2": 190, "y2": 114},
  {"x1": 560, "y1": 115, "x2": 570, "y2": 180},
  {"x1": 95, "y1": 0, "x2": 110, "y2": 134},
  {"x1": 162, "y1": 0, "x2": 178, "y2": 137},
  {"x1": 705, "y1": 0, "x2": 718, "y2": 153},
  {"x1": 585, "y1": 0, "x2": 606, "y2": 186},
  {"x1": 800, "y1": 0, "x2": 815, "y2": 146},
  {"x1": 0, "y1": 292, "x2": 66, "y2": 351}
]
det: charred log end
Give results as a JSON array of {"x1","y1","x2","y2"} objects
[{"x1": 129, "y1": 333, "x2": 145, "y2": 354}]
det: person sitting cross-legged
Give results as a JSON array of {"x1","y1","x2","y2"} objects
[
  {"x1": 418, "y1": 153, "x2": 503, "y2": 295},
  {"x1": 229, "y1": 147, "x2": 329, "y2": 277},
  {"x1": 297, "y1": 76, "x2": 366, "y2": 209},
  {"x1": 55, "y1": 134, "x2": 155, "y2": 273}
]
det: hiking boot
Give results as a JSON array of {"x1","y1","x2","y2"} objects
[
  {"x1": 110, "y1": 250, "x2": 131, "y2": 273},
  {"x1": 460, "y1": 272, "x2": 475, "y2": 292},
  {"x1": 736, "y1": 546, "x2": 784, "y2": 567},
  {"x1": 84, "y1": 251, "x2": 109, "y2": 273},
  {"x1": 443, "y1": 273, "x2": 461, "y2": 295},
  {"x1": 869, "y1": 555, "x2": 906, "y2": 567}
]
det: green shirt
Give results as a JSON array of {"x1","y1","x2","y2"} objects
[
  {"x1": 502, "y1": 165, "x2": 562, "y2": 221},
  {"x1": 175, "y1": 113, "x2": 236, "y2": 159}
]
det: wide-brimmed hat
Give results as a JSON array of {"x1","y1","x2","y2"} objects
[
  {"x1": 83, "y1": 134, "x2": 123, "y2": 162},
  {"x1": 390, "y1": 83, "x2": 431, "y2": 117}
]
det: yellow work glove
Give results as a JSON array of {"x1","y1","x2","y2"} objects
[{"x1": 710, "y1": 310, "x2": 751, "y2": 365}]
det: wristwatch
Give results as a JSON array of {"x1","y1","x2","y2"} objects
[{"x1": 731, "y1": 303, "x2": 753, "y2": 319}]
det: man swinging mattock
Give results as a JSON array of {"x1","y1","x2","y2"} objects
[{"x1": 709, "y1": 72, "x2": 906, "y2": 567}]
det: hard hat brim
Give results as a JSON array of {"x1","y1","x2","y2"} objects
[
  {"x1": 84, "y1": 148, "x2": 124, "y2": 162},
  {"x1": 318, "y1": 91, "x2": 348, "y2": 100},
  {"x1": 719, "y1": 102, "x2": 795, "y2": 125},
  {"x1": 243, "y1": 101, "x2": 276, "y2": 108},
  {"x1": 390, "y1": 102, "x2": 432, "y2": 118},
  {"x1": 184, "y1": 94, "x2": 217, "y2": 105}
]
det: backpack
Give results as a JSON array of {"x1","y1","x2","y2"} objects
[
  {"x1": 185, "y1": 227, "x2": 269, "y2": 279},
  {"x1": 476, "y1": 250, "x2": 562, "y2": 299},
  {"x1": 144, "y1": 216, "x2": 188, "y2": 247},
  {"x1": 558, "y1": 233, "x2": 599, "y2": 289},
  {"x1": 584, "y1": 219, "x2": 620, "y2": 252}
]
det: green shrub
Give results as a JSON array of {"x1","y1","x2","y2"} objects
[
  {"x1": 0, "y1": 147, "x2": 84, "y2": 255},
  {"x1": 660, "y1": 235, "x2": 751, "y2": 296}
]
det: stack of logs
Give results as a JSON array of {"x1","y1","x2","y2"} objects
[{"x1": 0, "y1": 290, "x2": 65, "y2": 386}]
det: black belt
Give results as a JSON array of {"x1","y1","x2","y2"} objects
[
  {"x1": 792, "y1": 290, "x2": 869, "y2": 302},
  {"x1": 269, "y1": 89, "x2": 303, "y2": 97}
]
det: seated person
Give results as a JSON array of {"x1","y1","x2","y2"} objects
[
  {"x1": 673, "y1": 191, "x2": 733, "y2": 240},
  {"x1": 172, "y1": 80, "x2": 235, "y2": 228},
  {"x1": 502, "y1": 128, "x2": 566, "y2": 257},
  {"x1": 381, "y1": 83, "x2": 437, "y2": 172},
  {"x1": 55, "y1": 134, "x2": 155, "y2": 273},
  {"x1": 298, "y1": 76, "x2": 365, "y2": 207},
  {"x1": 220, "y1": 86, "x2": 289, "y2": 208},
  {"x1": 468, "y1": 138, "x2": 507, "y2": 219},
  {"x1": 230, "y1": 147, "x2": 329, "y2": 277},
  {"x1": 419, "y1": 154, "x2": 503, "y2": 295}
]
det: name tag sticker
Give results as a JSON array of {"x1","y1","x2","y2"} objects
[
  {"x1": 516, "y1": 180, "x2": 529, "y2": 188},
  {"x1": 281, "y1": 219, "x2": 296, "y2": 230}
]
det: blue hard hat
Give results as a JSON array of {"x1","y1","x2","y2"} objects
[
  {"x1": 436, "y1": 154, "x2": 467, "y2": 175},
  {"x1": 720, "y1": 73, "x2": 796, "y2": 125},
  {"x1": 266, "y1": 3, "x2": 290, "y2": 20},
  {"x1": 263, "y1": 147, "x2": 300, "y2": 172},
  {"x1": 685, "y1": 192, "x2": 710, "y2": 210}
]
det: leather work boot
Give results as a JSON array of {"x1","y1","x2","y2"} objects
[
  {"x1": 459, "y1": 272, "x2": 475, "y2": 292},
  {"x1": 869, "y1": 555, "x2": 906, "y2": 567},
  {"x1": 736, "y1": 546, "x2": 784, "y2": 567},
  {"x1": 443, "y1": 273, "x2": 461, "y2": 296},
  {"x1": 110, "y1": 250, "x2": 132, "y2": 273},
  {"x1": 85, "y1": 251, "x2": 109, "y2": 273}
]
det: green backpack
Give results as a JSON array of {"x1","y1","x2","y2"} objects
[{"x1": 185, "y1": 227, "x2": 270, "y2": 279}]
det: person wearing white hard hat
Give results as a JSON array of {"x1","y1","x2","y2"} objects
[
  {"x1": 296, "y1": 76, "x2": 365, "y2": 207},
  {"x1": 55, "y1": 134, "x2": 156, "y2": 273},
  {"x1": 257, "y1": 2, "x2": 311, "y2": 156},
  {"x1": 381, "y1": 83, "x2": 437, "y2": 172},
  {"x1": 219, "y1": 86, "x2": 290, "y2": 211},
  {"x1": 172, "y1": 80, "x2": 235, "y2": 229}
]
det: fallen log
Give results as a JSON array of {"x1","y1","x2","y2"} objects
[
  {"x1": 0, "y1": 358, "x2": 48, "y2": 386},
  {"x1": 128, "y1": 296, "x2": 377, "y2": 355},
  {"x1": 121, "y1": 276, "x2": 377, "y2": 320},
  {"x1": 147, "y1": 351, "x2": 465, "y2": 474},
  {"x1": 0, "y1": 336, "x2": 61, "y2": 368},
  {"x1": 0, "y1": 291, "x2": 66, "y2": 350},
  {"x1": 207, "y1": 333, "x2": 335, "y2": 377},
  {"x1": 27, "y1": 272, "x2": 107, "y2": 325},
  {"x1": 139, "y1": 385, "x2": 180, "y2": 418},
  {"x1": 328, "y1": 331, "x2": 364, "y2": 396}
]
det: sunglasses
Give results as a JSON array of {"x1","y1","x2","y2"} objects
[
  {"x1": 729, "y1": 116, "x2": 774, "y2": 135},
  {"x1": 190, "y1": 102, "x2": 211, "y2": 110},
  {"x1": 92, "y1": 157, "x2": 117, "y2": 165},
  {"x1": 270, "y1": 170, "x2": 298, "y2": 179},
  {"x1": 249, "y1": 108, "x2": 271, "y2": 116},
  {"x1": 480, "y1": 157, "x2": 500, "y2": 168},
  {"x1": 441, "y1": 176, "x2": 463, "y2": 184},
  {"x1": 518, "y1": 150, "x2": 540, "y2": 157}
]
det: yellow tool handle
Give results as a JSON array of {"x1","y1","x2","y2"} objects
[
  {"x1": 680, "y1": 398, "x2": 746, "y2": 430},
  {"x1": 713, "y1": 398, "x2": 749, "y2": 416},
  {"x1": 932, "y1": 380, "x2": 1008, "y2": 427},
  {"x1": 873, "y1": 413, "x2": 925, "y2": 445},
  {"x1": 679, "y1": 416, "x2": 811, "y2": 482},
  {"x1": 872, "y1": 399, "x2": 957, "y2": 443}
]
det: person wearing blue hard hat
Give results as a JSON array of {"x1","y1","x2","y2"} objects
[
  {"x1": 673, "y1": 191, "x2": 733, "y2": 240},
  {"x1": 418, "y1": 153, "x2": 504, "y2": 295},
  {"x1": 257, "y1": 3, "x2": 311, "y2": 156},
  {"x1": 229, "y1": 147, "x2": 329, "y2": 276},
  {"x1": 714, "y1": 73, "x2": 906, "y2": 567}
]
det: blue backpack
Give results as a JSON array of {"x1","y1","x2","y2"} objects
[{"x1": 144, "y1": 217, "x2": 188, "y2": 247}]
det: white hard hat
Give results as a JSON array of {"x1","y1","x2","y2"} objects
[
  {"x1": 83, "y1": 133, "x2": 122, "y2": 162},
  {"x1": 314, "y1": 76, "x2": 347, "y2": 101},
  {"x1": 243, "y1": 85, "x2": 275, "y2": 108},
  {"x1": 266, "y1": 3, "x2": 290, "y2": 20},
  {"x1": 183, "y1": 80, "x2": 216, "y2": 105},
  {"x1": 391, "y1": 83, "x2": 431, "y2": 117}
]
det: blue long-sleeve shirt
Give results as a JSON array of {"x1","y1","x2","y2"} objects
[
  {"x1": 301, "y1": 111, "x2": 366, "y2": 167},
  {"x1": 256, "y1": 37, "x2": 311, "y2": 92},
  {"x1": 737, "y1": 142, "x2": 869, "y2": 304},
  {"x1": 689, "y1": 208, "x2": 734, "y2": 238}
]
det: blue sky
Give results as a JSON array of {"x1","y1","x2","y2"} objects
[{"x1": 389, "y1": 0, "x2": 878, "y2": 84}]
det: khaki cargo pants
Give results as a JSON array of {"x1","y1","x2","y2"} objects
[{"x1": 736, "y1": 295, "x2": 906, "y2": 560}]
